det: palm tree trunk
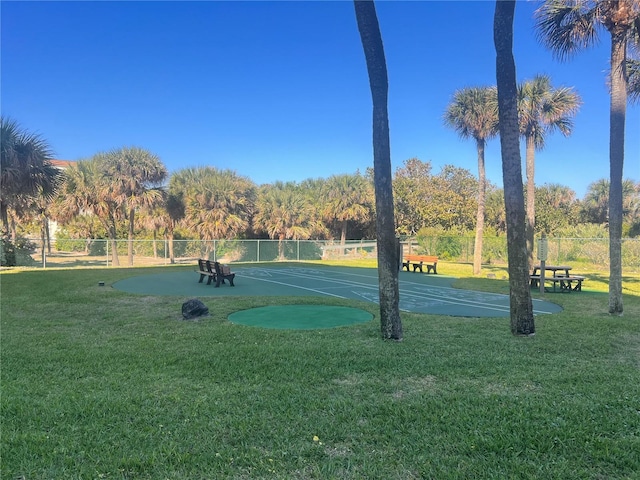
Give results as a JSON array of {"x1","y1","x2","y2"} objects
[
  {"x1": 341, "y1": 220, "x2": 348, "y2": 245},
  {"x1": 152, "y1": 230, "x2": 158, "y2": 258},
  {"x1": 608, "y1": 31, "x2": 626, "y2": 315},
  {"x1": 128, "y1": 207, "x2": 135, "y2": 266},
  {"x1": 109, "y1": 235, "x2": 119, "y2": 266},
  {"x1": 40, "y1": 214, "x2": 46, "y2": 263},
  {"x1": 44, "y1": 215, "x2": 52, "y2": 254},
  {"x1": 355, "y1": 0, "x2": 402, "y2": 341},
  {"x1": 473, "y1": 138, "x2": 486, "y2": 275},
  {"x1": 0, "y1": 202, "x2": 9, "y2": 238},
  {"x1": 10, "y1": 216, "x2": 17, "y2": 243},
  {"x1": 107, "y1": 217, "x2": 120, "y2": 267},
  {"x1": 278, "y1": 234, "x2": 285, "y2": 260},
  {"x1": 168, "y1": 231, "x2": 175, "y2": 264},
  {"x1": 525, "y1": 135, "x2": 536, "y2": 268},
  {"x1": 494, "y1": 0, "x2": 535, "y2": 336}
]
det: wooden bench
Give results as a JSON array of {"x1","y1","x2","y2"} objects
[
  {"x1": 530, "y1": 274, "x2": 585, "y2": 293},
  {"x1": 402, "y1": 254, "x2": 438, "y2": 274},
  {"x1": 197, "y1": 259, "x2": 216, "y2": 285},
  {"x1": 212, "y1": 261, "x2": 235, "y2": 287}
]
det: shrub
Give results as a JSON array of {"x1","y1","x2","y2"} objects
[{"x1": 0, "y1": 236, "x2": 37, "y2": 266}]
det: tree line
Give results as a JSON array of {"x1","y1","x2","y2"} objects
[{"x1": 2, "y1": 124, "x2": 639, "y2": 267}]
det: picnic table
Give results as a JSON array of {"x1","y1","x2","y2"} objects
[
  {"x1": 530, "y1": 264, "x2": 585, "y2": 293},
  {"x1": 532, "y1": 265, "x2": 572, "y2": 277}
]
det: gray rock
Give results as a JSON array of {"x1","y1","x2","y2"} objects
[{"x1": 182, "y1": 298, "x2": 209, "y2": 320}]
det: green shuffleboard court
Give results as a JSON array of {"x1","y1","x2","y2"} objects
[{"x1": 112, "y1": 264, "x2": 563, "y2": 327}]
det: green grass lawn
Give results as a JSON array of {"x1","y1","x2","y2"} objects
[{"x1": 2, "y1": 263, "x2": 639, "y2": 479}]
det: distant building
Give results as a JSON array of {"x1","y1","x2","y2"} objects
[{"x1": 49, "y1": 159, "x2": 75, "y2": 169}]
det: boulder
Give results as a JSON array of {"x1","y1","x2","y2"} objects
[{"x1": 182, "y1": 298, "x2": 209, "y2": 320}]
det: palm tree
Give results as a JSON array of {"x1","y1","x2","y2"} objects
[
  {"x1": 139, "y1": 204, "x2": 169, "y2": 259},
  {"x1": 444, "y1": 86, "x2": 499, "y2": 275},
  {"x1": 0, "y1": 117, "x2": 61, "y2": 241},
  {"x1": 177, "y1": 167, "x2": 255, "y2": 250},
  {"x1": 582, "y1": 177, "x2": 640, "y2": 225},
  {"x1": 534, "y1": 183, "x2": 578, "y2": 234},
  {"x1": 253, "y1": 182, "x2": 312, "y2": 260},
  {"x1": 56, "y1": 157, "x2": 124, "y2": 266},
  {"x1": 582, "y1": 178, "x2": 611, "y2": 224},
  {"x1": 518, "y1": 75, "x2": 581, "y2": 265},
  {"x1": 322, "y1": 173, "x2": 373, "y2": 244},
  {"x1": 101, "y1": 147, "x2": 167, "y2": 266},
  {"x1": 163, "y1": 192, "x2": 186, "y2": 264},
  {"x1": 494, "y1": 0, "x2": 535, "y2": 335},
  {"x1": 535, "y1": 0, "x2": 640, "y2": 314},
  {"x1": 354, "y1": 0, "x2": 402, "y2": 340}
]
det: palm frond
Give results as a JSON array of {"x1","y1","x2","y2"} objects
[{"x1": 535, "y1": 0, "x2": 601, "y2": 60}]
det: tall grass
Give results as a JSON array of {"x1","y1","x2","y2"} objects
[{"x1": 1, "y1": 264, "x2": 639, "y2": 479}]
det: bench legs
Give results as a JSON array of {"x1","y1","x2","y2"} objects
[
  {"x1": 215, "y1": 274, "x2": 235, "y2": 288},
  {"x1": 530, "y1": 278, "x2": 583, "y2": 293}
]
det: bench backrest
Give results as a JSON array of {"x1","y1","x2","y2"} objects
[
  {"x1": 204, "y1": 260, "x2": 216, "y2": 274},
  {"x1": 405, "y1": 254, "x2": 438, "y2": 263},
  {"x1": 213, "y1": 261, "x2": 232, "y2": 276}
]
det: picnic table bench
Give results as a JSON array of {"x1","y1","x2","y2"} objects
[
  {"x1": 402, "y1": 254, "x2": 438, "y2": 274},
  {"x1": 530, "y1": 274, "x2": 585, "y2": 293},
  {"x1": 197, "y1": 259, "x2": 236, "y2": 287}
]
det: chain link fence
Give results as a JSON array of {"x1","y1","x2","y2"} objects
[{"x1": 11, "y1": 236, "x2": 640, "y2": 273}]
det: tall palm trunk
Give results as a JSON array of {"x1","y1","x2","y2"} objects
[
  {"x1": 152, "y1": 230, "x2": 158, "y2": 258},
  {"x1": 494, "y1": 0, "x2": 535, "y2": 336},
  {"x1": 473, "y1": 138, "x2": 486, "y2": 275},
  {"x1": 0, "y1": 202, "x2": 11, "y2": 239},
  {"x1": 525, "y1": 135, "x2": 536, "y2": 268},
  {"x1": 103, "y1": 212, "x2": 120, "y2": 266},
  {"x1": 40, "y1": 213, "x2": 46, "y2": 263},
  {"x1": 355, "y1": 0, "x2": 402, "y2": 341},
  {"x1": 10, "y1": 216, "x2": 17, "y2": 243},
  {"x1": 44, "y1": 215, "x2": 52, "y2": 254},
  {"x1": 108, "y1": 227, "x2": 120, "y2": 267},
  {"x1": 278, "y1": 234, "x2": 285, "y2": 260},
  {"x1": 608, "y1": 30, "x2": 627, "y2": 315},
  {"x1": 341, "y1": 220, "x2": 348, "y2": 245},
  {"x1": 168, "y1": 231, "x2": 175, "y2": 264},
  {"x1": 128, "y1": 207, "x2": 135, "y2": 266}
]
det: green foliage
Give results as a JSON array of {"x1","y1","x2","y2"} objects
[
  {"x1": 0, "y1": 236, "x2": 37, "y2": 266},
  {"x1": 416, "y1": 227, "x2": 465, "y2": 260},
  {"x1": 481, "y1": 234, "x2": 508, "y2": 265},
  {"x1": 534, "y1": 183, "x2": 579, "y2": 234}
]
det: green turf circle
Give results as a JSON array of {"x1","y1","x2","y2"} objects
[{"x1": 228, "y1": 305, "x2": 374, "y2": 329}]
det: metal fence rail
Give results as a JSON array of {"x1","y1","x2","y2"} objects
[{"x1": 13, "y1": 237, "x2": 640, "y2": 272}]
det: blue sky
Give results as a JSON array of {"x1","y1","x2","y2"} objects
[{"x1": 2, "y1": 0, "x2": 638, "y2": 200}]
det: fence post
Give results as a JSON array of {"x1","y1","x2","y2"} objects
[{"x1": 257, "y1": 240, "x2": 260, "y2": 262}]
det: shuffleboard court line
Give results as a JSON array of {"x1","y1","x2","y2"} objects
[
  {"x1": 241, "y1": 274, "x2": 348, "y2": 299},
  {"x1": 242, "y1": 267, "x2": 558, "y2": 316}
]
